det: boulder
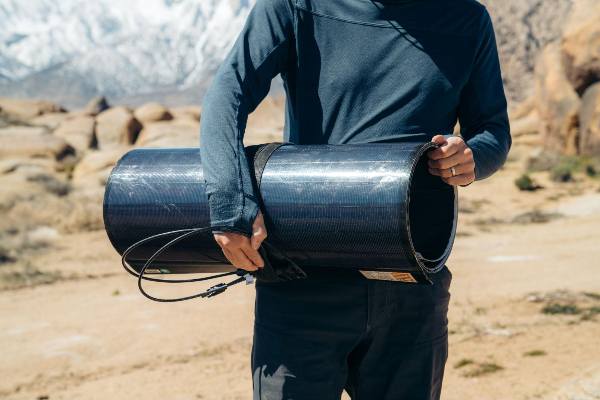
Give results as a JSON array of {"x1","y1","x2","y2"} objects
[
  {"x1": 29, "y1": 112, "x2": 70, "y2": 130},
  {"x1": 534, "y1": 43, "x2": 581, "y2": 155},
  {"x1": 134, "y1": 102, "x2": 173, "y2": 124},
  {"x1": 170, "y1": 106, "x2": 201, "y2": 122},
  {"x1": 54, "y1": 116, "x2": 97, "y2": 152},
  {"x1": 0, "y1": 158, "x2": 57, "y2": 175},
  {"x1": 72, "y1": 148, "x2": 127, "y2": 186},
  {"x1": 59, "y1": 186, "x2": 105, "y2": 232},
  {"x1": 510, "y1": 96, "x2": 537, "y2": 120},
  {"x1": 95, "y1": 106, "x2": 141, "y2": 148},
  {"x1": 0, "y1": 98, "x2": 65, "y2": 120},
  {"x1": 82, "y1": 96, "x2": 110, "y2": 116},
  {"x1": 560, "y1": 0, "x2": 600, "y2": 95},
  {"x1": 510, "y1": 110, "x2": 541, "y2": 137},
  {"x1": 0, "y1": 126, "x2": 74, "y2": 160},
  {"x1": 136, "y1": 119, "x2": 199, "y2": 148},
  {"x1": 578, "y1": 82, "x2": 600, "y2": 155}
]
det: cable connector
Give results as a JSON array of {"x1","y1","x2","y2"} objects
[{"x1": 205, "y1": 283, "x2": 228, "y2": 298}]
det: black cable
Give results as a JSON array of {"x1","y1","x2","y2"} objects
[
  {"x1": 121, "y1": 227, "x2": 252, "y2": 302},
  {"x1": 121, "y1": 228, "x2": 232, "y2": 283}
]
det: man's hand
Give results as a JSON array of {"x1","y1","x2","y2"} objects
[
  {"x1": 214, "y1": 212, "x2": 267, "y2": 271},
  {"x1": 428, "y1": 135, "x2": 476, "y2": 187}
]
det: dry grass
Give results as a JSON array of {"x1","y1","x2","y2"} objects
[
  {"x1": 461, "y1": 362, "x2": 504, "y2": 378},
  {"x1": 523, "y1": 350, "x2": 547, "y2": 357},
  {"x1": 453, "y1": 358, "x2": 475, "y2": 369},
  {"x1": 0, "y1": 262, "x2": 64, "y2": 290},
  {"x1": 511, "y1": 209, "x2": 563, "y2": 224}
]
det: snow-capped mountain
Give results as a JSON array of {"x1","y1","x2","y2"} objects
[{"x1": 0, "y1": 0, "x2": 257, "y2": 107}]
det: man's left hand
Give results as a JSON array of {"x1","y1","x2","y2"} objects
[{"x1": 427, "y1": 135, "x2": 476, "y2": 186}]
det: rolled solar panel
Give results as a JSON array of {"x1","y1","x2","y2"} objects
[{"x1": 103, "y1": 142, "x2": 457, "y2": 275}]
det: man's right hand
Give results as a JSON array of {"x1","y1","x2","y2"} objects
[{"x1": 213, "y1": 212, "x2": 267, "y2": 271}]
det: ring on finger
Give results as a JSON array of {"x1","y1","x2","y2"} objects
[{"x1": 450, "y1": 166, "x2": 456, "y2": 177}]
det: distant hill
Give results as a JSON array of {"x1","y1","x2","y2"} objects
[
  {"x1": 0, "y1": 0, "x2": 255, "y2": 107},
  {"x1": 0, "y1": 0, "x2": 574, "y2": 108}
]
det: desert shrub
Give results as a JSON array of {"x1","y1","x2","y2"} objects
[
  {"x1": 585, "y1": 164, "x2": 597, "y2": 177},
  {"x1": 454, "y1": 359, "x2": 474, "y2": 369},
  {"x1": 527, "y1": 152, "x2": 600, "y2": 182},
  {"x1": 549, "y1": 155, "x2": 600, "y2": 182},
  {"x1": 514, "y1": 174, "x2": 541, "y2": 191},
  {"x1": 462, "y1": 362, "x2": 504, "y2": 378},
  {"x1": 512, "y1": 209, "x2": 563, "y2": 224},
  {"x1": 0, "y1": 243, "x2": 16, "y2": 264},
  {"x1": 583, "y1": 292, "x2": 600, "y2": 300},
  {"x1": 472, "y1": 217, "x2": 504, "y2": 232},
  {"x1": 550, "y1": 160, "x2": 576, "y2": 182},
  {"x1": 523, "y1": 350, "x2": 546, "y2": 357},
  {"x1": 0, "y1": 262, "x2": 63, "y2": 290},
  {"x1": 459, "y1": 198, "x2": 490, "y2": 213},
  {"x1": 581, "y1": 307, "x2": 600, "y2": 321},
  {"x1": 542, "y1": 303, "x2": 581, "y2": 315}
]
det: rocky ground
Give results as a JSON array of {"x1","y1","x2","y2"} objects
[
  {"x1": 1, "y1": 137, "x2": 599, "y2": 400},
  {"x1": 1, "y1": 92, "x2": 599, "y2": 399}
]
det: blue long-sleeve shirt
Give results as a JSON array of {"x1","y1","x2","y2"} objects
[{"x1": 200, "y1": 0, "x2": 511, "y2": 235}]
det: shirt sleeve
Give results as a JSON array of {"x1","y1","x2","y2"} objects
[
  {"x1": 458, "y1": 7, "x2": 512, "y2": 181},
  {"x1": 199, "y1": 0, "x2": 294, "y2": 236}
]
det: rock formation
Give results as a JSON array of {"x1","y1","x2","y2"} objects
[
  {"x1": 82, "y1": 96, "x2": 111, "y2": 116},
  {"x1": 531, "y1": 0, "x2": 600, "y2": 156},
  {"x1": 561, "y1": 0, "x2": 600, "y2": 96},
  {"x1": 0, "y1": 98, "x2": 66, "y2": 120},
  {"x1": 534, "y1": 44, "x2": 581, "y2": 155},
  {"x1": 95, "y1": 107, "x2": 142, "y2": 148},
  {"x1": 136, "y1": 119, "x2": 199, "y2": 148},
  {"x1": 481, "y1": 0, "x2": 574, "y2": 104},
  {"x1": 0, "y1": 126, "x2": 74, "y2": 160},
  {"x1": 579, "y1": 83, "x2": 600, "y2": 155},
  {"x1": 134, "y1": 102, "x2": 173, "y2": 124},
  {"x1": 54, "y1": 116, "x2": 97, "y2": 153}
]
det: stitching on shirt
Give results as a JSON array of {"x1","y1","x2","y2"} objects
[
  {"x1": 295, "y1": 5, "x2": 474, "y2": 37},
  {"x1": 296, "y1": 5, "x2": 396, "y2": 28},
  {"x1": 233, "y1": 94, "x2": 245, "y2": 227},
  {"x1": 293, "y1": 0, "x2": 299, "y2": 65},
  {"x1": 235, "y1": 39, "x2": 289, "y2": 228}
]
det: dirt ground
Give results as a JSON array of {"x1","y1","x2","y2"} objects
[{"x1": 1, "y1": 141, "x2": 600, "y2": 400}]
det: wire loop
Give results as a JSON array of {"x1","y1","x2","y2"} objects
[{"x1": 121, "y1": 227, "x2": 249, "y2": 302}]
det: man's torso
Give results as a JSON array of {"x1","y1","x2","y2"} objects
[{"x1": 280, "y1": 0, "x2": 486, "y2": 145}]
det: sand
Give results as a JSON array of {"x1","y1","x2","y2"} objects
[{"x1": 1, "y1": 142, "x2": 599, "y2": 400}]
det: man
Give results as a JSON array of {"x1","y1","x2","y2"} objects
[{"x1": 200, "y1": 0, "x2": 510, "y2": 398}]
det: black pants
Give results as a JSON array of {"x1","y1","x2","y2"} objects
[{"x1": 251, "y1": 266, "x2": 452, "y2": 400}]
